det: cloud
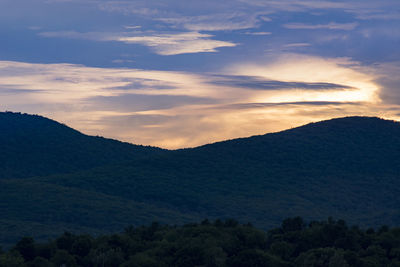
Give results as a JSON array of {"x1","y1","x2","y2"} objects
[
  {"x1": 39, "y1": 30, "x2": 237, "y2": 55},
  {"x1": 0, "y1": 55, "x2": 388, "y2": 149},
  {"x1": 227, "y1": 54, "x2": 380, "y2": 104},
  {"x1": 108, "y1": 80, "x2": 176, "y2": 91},
  {"x1": 283, "y1": 43, "x2": 311, "y2": 48},
  {"x1": 283, "y1": 22, "x2": 358, "y2": 30},
  {"x1": 347, "y1": 4, "x2": 400, "y2": 21},
  {"x1": 355, "y1": 12, "x2": 400, "y2": 20},
  {"x1": 216, "y1": 101, "x2": 360, "y2": 110},
  {"x1": 96, "y1": 1, "x2": 276, "y2": 33},
  {"x1": 0, "y1": 88, "x2": 45, "y2": 95},
  {"x1": 374, "y1": 63, "x2": 400, "y2": 105},
  {"x1": 157, "y1": 12, "x2": 263, "y2": 31},
  {"x1": 85, "y1": 93, "x2": 216, "y2": 113},
  {"x1": 112, "y1": 59, "x2": 134, "y2": 64},
  {"x1": 237, "y1": 0, "x2": 353, "y2": 11},
  {"x1": 124, "y1": 25, "x2": 142, "y2": 29},
  {"x1": 244, "y1": 32, "x2": 271, "y2": 35},
  {"x1": 98, "y1": 2, "x2": 159, "y2": 16},
  {"x1": 117, "y1": 32, "x2": 237, "y2": 55},
  {"x1": 210, "y1": 75, "x2": 354, "y2": 91},
  {"x1": 0, "y1": 60, "x2": 207, "y2": 103}
]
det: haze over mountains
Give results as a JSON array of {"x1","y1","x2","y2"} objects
[{"x1": 1, "y1": 112, "x2": 400, "y2": 247}]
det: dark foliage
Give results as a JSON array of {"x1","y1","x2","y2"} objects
[{"x1": 4, "y1": 218, "x2": 400, "y2": 266}]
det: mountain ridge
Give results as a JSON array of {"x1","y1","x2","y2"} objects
[
  {"x1": 0, "y1": 111, "x2": 164, "y2": 179},
  {"x1": 1, "y1": 112, "x2": 400, "y2": 247}
]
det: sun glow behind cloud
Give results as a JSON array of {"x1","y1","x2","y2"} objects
[
  {"x1": 0, "y1": 54, "x2": 390, "y2": 149},
  {"x1": 230, "y1": 54, "x2": 380, "y2": 104}
]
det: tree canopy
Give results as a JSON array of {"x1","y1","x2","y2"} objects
[{"x1": 3, "y1": 218, "x2": 400, "y2": 266}]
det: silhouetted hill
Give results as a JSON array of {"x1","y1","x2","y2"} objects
[
  {"x1": 0, "y1": 112, "x2": 163, "y2": 179},
  {"x1": 188, "y1": 116, "x2": 400, "y2": 176},
  {"x1": 2, "y1": 114, "x2": 400, "y2": 247}
]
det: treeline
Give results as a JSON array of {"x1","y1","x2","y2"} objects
[{"x1": 2, "y1": 217, "x2": 400, "y2": 267}]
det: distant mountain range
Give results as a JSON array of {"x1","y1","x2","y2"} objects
[{"x1": 1, "y1": 111, "x2": 400, "y2": 247}]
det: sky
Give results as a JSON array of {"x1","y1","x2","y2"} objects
[{"x1": 1, "y1": 0, "x2": 400, "y2": 148}]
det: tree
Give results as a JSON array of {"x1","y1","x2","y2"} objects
[
  {"x1": 295, "y1": 248, "x2": 348, "y2": 267},
  {"x1": 282, "y1": 217, "x2": 305, "y2": 233},
  {"x1": 15, "y1": 237, "x2": 36, "y2": 261},
  {"x1": 50, "y1": 250, "x2": 76, "y2": 267},
  {"x1": 0, "y1": 251, "x2": 26, "y2": 267},
  {"x1": 29, "y1": 257, "x2": 53, "y2": 267},
  {"x1": 228, "y1": 249, "x2": 289, "y2": 267}
]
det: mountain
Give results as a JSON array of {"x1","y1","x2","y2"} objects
[
  {"x1": 0, "y1": 112, "x2": 163, "y2": 179},
  {"x1": 1, "y1": 112, "x2": 400, "y2": 247}
]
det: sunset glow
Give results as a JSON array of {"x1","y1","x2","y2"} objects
[{"x1": 0, "y1": 0, "x2": 399, "y2": 148}]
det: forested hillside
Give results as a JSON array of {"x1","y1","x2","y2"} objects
[
  {"x1": 2, "y1": 112, "x2": 400, "y2": 249},
  {"x1": 0, "y1": 112, "x2": 163, "y2": 179}
]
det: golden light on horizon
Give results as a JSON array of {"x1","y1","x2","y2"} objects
[{"x1": 0, "y1": 55, "x2": 392, "y2": 149}]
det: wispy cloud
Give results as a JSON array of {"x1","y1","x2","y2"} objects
[
  {"x1": 124, "y1": 25, "x2": 142, "y2": 30},
  {"x1": 157, "y1": 12, "x2": 263, "y2": 31},
  {"x1": 283, "y1": 22, "x2": 358, "y2": 30},
  {"x1": 283, "y1": 43, "x2": 311, "y2": 48},
  {"x1": 117, "y1": 32, "x2": 237, "y2": 55},
  {"x1": 39, "y1": 30, "x2": 237, "y2": 55},
  {"x1": 98, "y1": 1, "x2": 267, "y2": 31},
  {"x1": 353, "y1": 10, "x2": 400, "y2": 20},
  {"x1": 244, "y1": 31, "x2": 272, "y2": 35},
  {"x1": 217, "y1": 101, "x2": 360, "y2": 110},
  {"x1": 237, "y1": 0, "x2": 353, "y2": 11},
  {"x1": 210, "y1": 75, "x2": 354, "y2": 91},
  {"x1": 98, "y1": 2, "x2": 159, "y2": 16},
  {"x1": 85, "y1": 93, "x2": 216, "y2": 113},
  {"x1": 112, "y1": 59, "x2": 134, "y2": 64}
]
